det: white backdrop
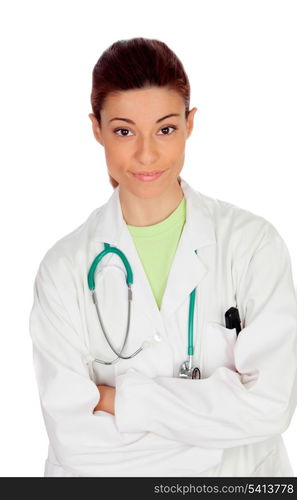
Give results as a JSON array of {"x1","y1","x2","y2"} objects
[{"x1": 0, "y1": 0, "x2": 296, "y2": 477}]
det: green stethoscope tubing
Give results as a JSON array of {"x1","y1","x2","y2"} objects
[
  {"x1": 88, "y1": 243, "x2": 133, "y2": 289},
  {"x1": 186, "y1": 248, "x2": 198, "y2": 357},
  {"x1": 88, "y1": 243, "x2": 197, "y2": 363},
  {"x1": 188, "y1": 287, "x2": 196, "y2": 356}
]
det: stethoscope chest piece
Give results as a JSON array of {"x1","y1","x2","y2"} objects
[{"x1": 178, "y1": 359, "x2": 201, "y2": 379}]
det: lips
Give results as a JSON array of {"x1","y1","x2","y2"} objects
[
  {"x1": 132, "y1": 170, "x2": 163, "y2": 175},
  {"x1": 131, "y1": 171, "x2": 165, "y2": 182}
]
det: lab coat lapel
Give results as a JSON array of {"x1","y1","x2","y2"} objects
[
  {"x1": 92, "y1": 183, "x2": 165, "y2": 334},
  {"x1": 92, "y1": 177, "x2": 216, "y2": 334},
  {"x1": 160, "y1": 178, "x2": 217, "y2": 318}
]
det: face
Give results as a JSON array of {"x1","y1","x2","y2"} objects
[{"x1": 89, "y1": 86, "x2": 197, "y2": 199}]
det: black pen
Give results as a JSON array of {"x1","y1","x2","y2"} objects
[{"x1": 225, "y1": 307, "x2": 242, "y2": 336}]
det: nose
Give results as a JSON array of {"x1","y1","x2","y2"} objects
[{"x1": 135, "y1": 135, "x2": 158, "y2": 164}]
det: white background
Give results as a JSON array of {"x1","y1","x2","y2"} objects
[{"x1": 0, "y1": 0, "x2": 296, "y2": 476}]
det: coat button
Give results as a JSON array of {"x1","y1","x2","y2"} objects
[{"x1": 154, "y1": 332, "x2": 162, "y2": 342}]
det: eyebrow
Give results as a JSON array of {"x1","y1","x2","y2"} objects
[{"x1": 108, "y1": 113, "x2": 181, "y2": 125}]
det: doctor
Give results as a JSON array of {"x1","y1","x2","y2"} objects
[{"x1": 29, "y1": 37, "x2": 297, "y2": 477}]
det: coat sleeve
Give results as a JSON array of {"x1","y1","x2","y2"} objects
[
  {"x1": 114, "y1": 228, "x2": 297, "y2": 448},
  {"x1": 29, "y1": 258, "x2": 170, "y2": 477}
]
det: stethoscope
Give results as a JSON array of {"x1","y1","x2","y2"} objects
[{"x1": 88, "y1": 243, "x2": 201, "y2": 379}]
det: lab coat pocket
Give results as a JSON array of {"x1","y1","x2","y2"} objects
[{"x1": 203, "y1": 322, "x2": 237, "y2": 377}]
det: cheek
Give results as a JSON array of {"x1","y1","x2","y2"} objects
[
  {"x1": 175, "y1": 136, "x2": 187, "y2": 153},
  {"x1": 165, "y1": 136, "x2": 185, "y2": 156},
  {"x1": 167, "y1": 144, "x2": 185, "y2": 166},
  {"x1": 104, "y1": 146, "x2": 126, "y2": 168}
]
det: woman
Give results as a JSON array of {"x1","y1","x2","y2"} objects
[{"x1": 29, "y1": 37, "x2": 297, "y2": 477}]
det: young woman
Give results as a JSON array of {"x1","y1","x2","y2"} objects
[{"x1": 29, "y1": 37, "x2": 297, "y2": 477}]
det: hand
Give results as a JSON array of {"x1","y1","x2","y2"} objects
[{"x1": 93, "y1": 384, "x2": 115, "y2": 415}]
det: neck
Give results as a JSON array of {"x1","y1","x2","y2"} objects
[{"x1": 119, "y1": 179, "x2": 184, "y2": 226}]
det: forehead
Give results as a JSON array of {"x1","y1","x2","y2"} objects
[{"x1": 101, "y1": 86, "x2": 185, "y2": 120}]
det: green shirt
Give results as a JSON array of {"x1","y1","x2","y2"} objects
[{"x1": 126, "y1": 197, "x2": 186, "y2": 310}]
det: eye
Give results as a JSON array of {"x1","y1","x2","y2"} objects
[
  {"x1": 157, "y1": 126, "x2": 177, "y2": 135},
  {"x1": 113, "y1": 128, "x2": 133, "y2": 137},
  {"x1": 113, "y1": 125, "x2": 177, "y2": 137}
]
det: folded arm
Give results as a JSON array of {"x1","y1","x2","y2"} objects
[
  {"x1": 29, "y1": 260, "x2": 160, "y2": 477},
  {"x1": 114, "y1": 229, "x2": 297, "y2": 448}
]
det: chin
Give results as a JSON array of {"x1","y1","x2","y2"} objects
[{"x1": 129, "y1": 184, "x2": 165, "y2": 199}]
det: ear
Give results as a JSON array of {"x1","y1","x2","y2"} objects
[
  {"x1": 186, "y1": 107, "x2": 198, "y2": 138},
  {"x1": 88, "y1": 113, "x2": 104, "y2": 145}
]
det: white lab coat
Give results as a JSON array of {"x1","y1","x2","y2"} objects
[{"x1": 29, "y1": 177, "x2": 297, "y2": 477}]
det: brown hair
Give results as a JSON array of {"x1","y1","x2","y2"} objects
[{"x1": 90, "y1": 37, "x2": 191, "y2": 188}]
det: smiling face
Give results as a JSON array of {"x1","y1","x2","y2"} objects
[
  {"x1": 89, "y1": 87, "x2": 197, "y2": 198},
  {"x1": 89, "y1": 86, "x2": 197, "y2": 200}
]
